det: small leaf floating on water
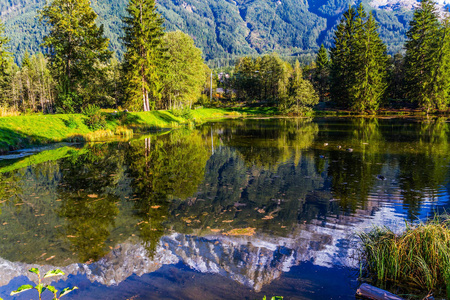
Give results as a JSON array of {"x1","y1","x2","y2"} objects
[
  {"x1": 87, "y1": 194, "x2": 98, "y2": 198},
  {"x1": 210, "y1": 229, "x2": 221, "y2": 232},
  {"x1": 150, "y1": 205, "x2": 160, "y2": 209},
  {"x1": 262, "y1": 215, "x2": 274, "y2": 220},
  {"x1": 46, "y1": 255, "x2": 55, "y2": 261},
  {"x1": 222, "y1": 220, "x2": 233, "y2": 223},
  {"x1": 224, "y1": 227, "x2": 256, "y2": 236}
]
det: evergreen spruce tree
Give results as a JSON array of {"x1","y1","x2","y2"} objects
[
  {"x1": 330, "y1": 6, "x2": 357, "y2": 108},
  {"x1": 0, "y1": 19, "x2": 12, "y2": 106},
  {"x1": 404, "y1": 0, "x2": 449, "y2": 112},
  {"x1": 351, "y1": 11, "x2": 388, "y2": 113},
  {"x1": 39, "y1": 0, "x2": 112, "y2": 113},
  {"x1": 122, "y1": 0, "x2": 166, "y2": 111},
  {"x1": 330, "y1": 4, "x2": 388, "y2": 113},
  {"x1": 314, "y1": 44, "x2": 330, "y2": 100},
  {"x1": 21, "y1": 51, "x2": 31, "y2": 69}
]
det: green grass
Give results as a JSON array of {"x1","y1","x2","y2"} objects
[
  {"x1": 0, "y1": 146, "x2": 87, "y2": 173},
  {"x1": 359, "y1": 216, "x2": 450, "y2": 297},
  {"x1": 0, "y1": 108, "x2": 244, "y2": 153}
]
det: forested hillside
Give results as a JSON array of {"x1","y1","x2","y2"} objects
[{"x1": 0, "y1": 0, "x2": 429, "y2": 64}]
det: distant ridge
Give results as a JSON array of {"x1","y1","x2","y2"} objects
[{"x1": 1, "y1": 0, "x2": 443, "y2": 64}]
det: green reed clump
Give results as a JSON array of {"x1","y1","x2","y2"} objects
[{"x1": 359, "y1": 217, "x2": 450, "y2": 297}]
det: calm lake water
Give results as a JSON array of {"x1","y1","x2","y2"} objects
[{"x1": 0, "y1": 117, "x2": 449, "y2": 300}]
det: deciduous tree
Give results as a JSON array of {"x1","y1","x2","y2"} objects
[{"x1": 39, "y1": 0, "x2": 111, "y2": 113}]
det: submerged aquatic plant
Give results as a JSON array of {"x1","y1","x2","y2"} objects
[
  {"x1": 359, "y1": 216, "x2": 450, "y2": 297},
  {"x1": 10, "y1": 268, "x2": 78, "y2": 300}
]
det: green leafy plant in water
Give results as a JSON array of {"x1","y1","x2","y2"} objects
[
  {"x1": 10, "y1": 268, "x2": 78, "y2": 300},
  {"x1": 262, "y1": 297, "x2": 283, "y2": 300}
]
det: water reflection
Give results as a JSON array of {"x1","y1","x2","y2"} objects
[
  {"x1": 123, "y1": 130, "x2": 211, "y2": 256},
  {"x1": 0, "y1": 117, "x2": 449, "y2": 298},
  {"x1": 56, "y1": 144, "x2": 124, "y2": 262}
]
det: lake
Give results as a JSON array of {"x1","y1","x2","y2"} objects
[{"x1": 0, "y1": 117, "x2": 449, "y2": 299}]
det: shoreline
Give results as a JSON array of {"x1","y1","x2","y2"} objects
[{"x1": 0, "y1": 107, "x2": 448, "y2": 154}]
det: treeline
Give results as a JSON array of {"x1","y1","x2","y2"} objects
[
  {"x1": 227, "y1": 54, "x2": 318, "y2": 114},
  {"x1": 224, "y1": 0, "x2": 450, "y2": 114},
  {"x1": 0, "y1": 0, "x2": 209, "y2": 115}
]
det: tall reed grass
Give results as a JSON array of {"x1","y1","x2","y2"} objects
[
  {"x1": 359, "y1": 216, "x2": 450, "y2": 297},
  {"x1": 114, "y1": 126, "x2": 133, "y2": 138},
  {"x1": 0, "y1": 105, "x2": 20, "y2": 117}
]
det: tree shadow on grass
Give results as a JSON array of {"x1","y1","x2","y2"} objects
[
  {"x1": 151, "y1": 111, "x2": 182, "y2": 123},
  {"x1": 0, "y1": 127, "x2": 85, "y2": 155}
]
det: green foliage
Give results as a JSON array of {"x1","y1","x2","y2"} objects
[
  {"x1": 65, "y1": 115, "x2": 78, "y2": 129},
  {"x1": 313, "y1": 44, "x2": 330, "y2": 100},
  {"x1": 122, "y1": 0, "x2": 166, "y2": 111},
  {"x1": 280, "y1": 60, "x2": 319, "y2": 114},
  {"x1": 161, "y1": 31, "x2": 208, "y2": 110},
  {"x1": 0, "y1": 18, "x2": 13, "y2": 106},
  {"x1": 39, "y1": 0, "x2": 112, "y2": 112},
  {"x1": 10, "y1": 268, "x2": 77, "y2": 300},
  {"x1": 233, "y1": 53, "x2": 294, "y2": 104},
  {"x1": 330, "y1": 4, "x2": 389, "y2": 113},
  {"x1": 404, "y1": 0, "x2": 450, "y2": 113},
  {"x1": 82, "y1": 104, "x2": 107, "y2": 130}
]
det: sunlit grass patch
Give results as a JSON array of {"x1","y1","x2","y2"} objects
[{"x1": 359, "y1": 216, "x2": 450, "y2": 297}]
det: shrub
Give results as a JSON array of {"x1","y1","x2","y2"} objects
[
  {"x1": 82, "y1": 104, "x2": 106, "y2": 130},
  {"x1": 181, "y1": 106, "x2": 193, "y2": 120},
  {"x1": 65, "y1": 116, "x2": 78, "y2": 129}
]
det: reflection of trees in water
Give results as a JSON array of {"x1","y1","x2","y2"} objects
[
  {"x1": 0, "y1": 171, "x2": 23, "y2": 212},
  {"x1": 323, "y1": 117, "x2": 450, "y2": 218},
  {"x1": 215, "y1": 118, "x2": 319, "y2": 170},
  {"x1": 163, "y1": 118, "x2": 324, "y2": 235},
  {"x1": 0, "y1": 161, "x2": 67, "y2": 264},
  {"x1": 57, "y1": 144, "x2": 123, "y2": 262},
  {"x1": 125, "y1": 130, "x2": 210, "y2": 256},
  {"x1": 396, "y1": 119, "x2": 450, "y2": 220},
  {"x1": 326, "y1": 118, "x2": 385, "y2": 212}
]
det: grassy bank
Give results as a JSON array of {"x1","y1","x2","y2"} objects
[
  {"x1": 0, "y1": 108, "x2": 260, "y2": 153},
  {"x1": 359, "y1": 217, "x2": 450, "y2": 298}
]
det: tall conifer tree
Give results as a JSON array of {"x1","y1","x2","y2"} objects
[
  {"x1": 330, "y1": 6, "x2": 357, "y2": 108},
  {"x1": 351, "y1": 11, "x2": 388, "y2": 113},
  {"x1": 0, "y1": 19, "x2": 12, "y2": 105},
  {"x1": 314, "y1": 44, "x2": 330, "y2": 100},
  {"x1": 40, "y1": 0, "x2": 111, "y2": 112},
  {"x1": 404, "y1": 0, "x2": 450, "y2": 112},
  {"x1": 122, "y1": 0, "x2": 166, "y2": 111},
  {"x1": 330, "y1": 4, "x2": 388, "y2": 113}
]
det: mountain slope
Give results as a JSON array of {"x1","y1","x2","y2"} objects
[{"x1": 0, "y1": 0, "x2": 441, "y2": 63}]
